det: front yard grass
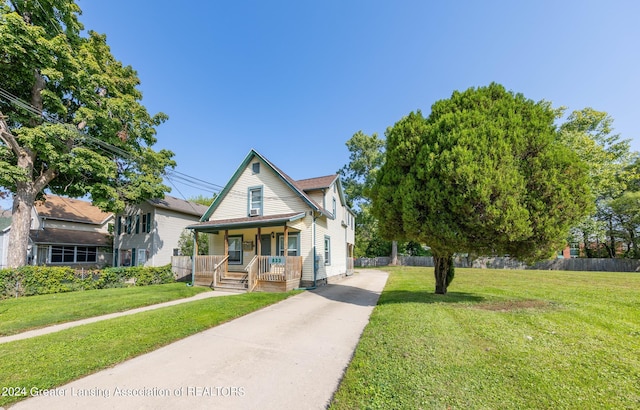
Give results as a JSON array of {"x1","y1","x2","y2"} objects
[
  {"x1": 330, "y1": 267, "x2": 640, "y2": 409},
  {"x1": 0, "y1": 283, "x2": 210, "y2": 336},
  {"x1": 0, "y1": 290, "x2": 297, "y2": 407}
]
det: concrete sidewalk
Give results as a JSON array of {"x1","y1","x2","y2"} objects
[
  {"x1": 9, "y1": 270, "x2": 388, "y2": 410},
  {"x1": 0, "y1": 288, "x2": 242, "y2": 345}
]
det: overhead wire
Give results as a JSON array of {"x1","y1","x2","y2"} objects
[{"x1": 0, "y1": 85, "x2": 226, "y2": 204}]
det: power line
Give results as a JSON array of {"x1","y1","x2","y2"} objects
[
  {"x1": 0, "y1": 87, "x2": 331, "y2": 206},
  {"x1": 0, "y1": 86, "x2": 226, "y2": 201}
]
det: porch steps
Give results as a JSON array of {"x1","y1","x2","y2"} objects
[{"x1": 216, "y1": 272, "x2": 249, "y2": 292}]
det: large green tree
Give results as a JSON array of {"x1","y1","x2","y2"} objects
[
  {"x1": 558, "y1": 108, "x2": 636, "y2": 257},
  {"x1": 338, "y1": 130, "x2": 387, "y2": 257},
  {"x1": 372, "y1": 83, "x2": 593, "y2": 294},
  {"x1": 0, "y1": 1, "x2": 175, "y2": 267}
]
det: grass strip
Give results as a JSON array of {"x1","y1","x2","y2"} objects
[
  {"x1": 330, "y1": 267, "x2": 640, "y2": 409},
  {"x1": 0, "y1": 290, "x2": 297, "y2": 407},
  {"x1": 0, "y1": 283, "x2": 210, "y2": 336}
]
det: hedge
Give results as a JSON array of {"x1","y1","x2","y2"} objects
[{"x1": 0, "y1": 265, "x2": 175, "y2": 299}]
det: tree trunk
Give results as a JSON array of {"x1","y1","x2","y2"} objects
[
  {"x1": 390, "y1": 240, "x2": 398, "y2": 265},
  {"x1": 5, "y1": 69, "x2": 55, "y2": 268},
  {"x1": 7, "y1": 189, "x2": 37, "y2": 268},
  {"x1": 433, "y1": 253, "x2": 454, "y2": 295}
]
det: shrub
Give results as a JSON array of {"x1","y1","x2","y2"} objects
[
  {"x1": 0, "y1": 265, "x2": 175, "y2": 299},
  {"x1": 0, "y1": 268, "x2": 22, "y2": 299}
]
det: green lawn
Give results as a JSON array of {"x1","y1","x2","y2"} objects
[
  {"x1": 0, "y1": 283, "x2": 211, "y2": 336},
  {"x1": 330, "y1": 267, "x2": 640, "y2": 410},
  {"x1": 0, "y1": 290, "x2": 297, "y2": 407}
]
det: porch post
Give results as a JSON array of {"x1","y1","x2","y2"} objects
[
  {"x1": 257, "y1": 227, "x2": 262, "y2": 257},
  {"x1": 283, "y1": 225, "x2": 289, "y2": 257},
  {"x1": 224, "y1": 230, "x2": 229, "y2": 274}
]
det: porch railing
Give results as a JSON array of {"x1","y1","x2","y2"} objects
[
  {"x1": 194, "y1": 255, "x2": 229, "y2": 287},
  {"x1": 245, "y1": 256, "x2": 302, "y2": 289}
]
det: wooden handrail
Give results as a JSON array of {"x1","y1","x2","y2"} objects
[
  {"x1": 212, "y1": 255, "x2": 229, "y2": 288},
  {"x1": 244, "y1": 255, "x2": 259, "y2": 272}
]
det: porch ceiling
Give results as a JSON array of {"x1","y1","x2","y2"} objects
[{"x1": 187, "y1": 212, "x2": 306, "y2": 233}]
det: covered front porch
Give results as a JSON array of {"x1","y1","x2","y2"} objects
[
  {"x1": 191, "y1": 254, "x2": 302, "y2": 292},
  {"x1": 187, "y1": 213, "x2": 308, "y2": 292}
]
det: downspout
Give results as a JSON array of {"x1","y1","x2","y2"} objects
[{"x1": 188, "y1": 228, "x2": 197, "y2": 287}]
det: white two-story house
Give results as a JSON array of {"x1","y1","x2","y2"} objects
[
  {"x1": 187, "y1": 149, "x2": 355, "y2": 292},
  {"x1": 113, "y1": 196, "x2": 209, "y2": 267}
]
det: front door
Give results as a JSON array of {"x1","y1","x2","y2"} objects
[{"x1": 260, "y1": 235, "x2": 271, "y2": 256}]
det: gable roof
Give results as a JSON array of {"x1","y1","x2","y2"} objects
[
  {"x1": 35, "y1": 195, "x2": 113, "y2": 225},
  {"x1": 201, "y1": 149, "x2": 331, "y2": 221},
  {"x1": 296, "y1": 174, "x2": 352, "y2": 214},
  {"x1": 147, "y1": 195, "x2": 209, "y2": 218},
  {"x1": 296, "y1": 175, "x2": 339, "y2": 191},
  {"x1": 29, "y1": 228, "x2": 110, "y2": 246}
]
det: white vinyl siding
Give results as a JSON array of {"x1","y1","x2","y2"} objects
[
  {"x1": 212, "y1": 159, "x2": 311, "y2": 220},
  {"x1": 114, "y1": 204, "x2": 202, "y2": 267}
]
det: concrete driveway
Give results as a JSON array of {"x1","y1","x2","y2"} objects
[{"x1": 9, "y1": 269, "x2": 388, "y2": 410}]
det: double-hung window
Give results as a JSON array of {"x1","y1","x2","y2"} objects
[
  {"x1": 248, "y1": 186, "x2": 263, "y2": 216},
  {"x1": 278, "y1": 234, "x2": 299, "y2": 256},
  {"x1": 141, "y1": 212, "x2": 152, "y2": 233},
  {"x1": 324, "y1": 236, "x2": 331, "y2": 265}
]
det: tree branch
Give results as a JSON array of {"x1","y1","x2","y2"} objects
[
  {"x1": 34, "y1": 167, "x2": 57, "y2": 193},
  {"x1": 0, "y1": 111, "x2": 22, "y2": 156}
]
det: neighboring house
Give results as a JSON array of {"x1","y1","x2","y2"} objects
[
  {"x1": 0, "y1": 209, "x2": 12, "y2": 269},
  {"x1": 187, "y1": 149, "x2": 356, "y2": 291},
  {"x1": 0, "y1": 196, "x2": 114, "y2": 268},
  {"x1": 113, "y1": 195, "x2": 209, "y2": 267}
]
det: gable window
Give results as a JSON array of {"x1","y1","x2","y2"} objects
[
  {"x1": 252, "y1": 162, "x2": 260, "y2": 174},
  {"x1": 278, "y1": 233, "x2": 300, "y2": 256},
  {"x1": 228, "y1": 236, "x2": 243, "y2": 264},
  {"x1": 324, "y1": 236, "x2": 331, "y2": 265},
  {"x1": 333, "y1": 198, "x2": 336, "y2": 218},
  {"x1": 248, "y1": 186, "x2": 263, "y2": 216}
]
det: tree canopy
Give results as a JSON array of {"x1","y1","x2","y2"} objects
[
  {"x1": 558, "y1": 108, "x2": 637, "y2": 257},
  {"x1": 371, "y1": 83, "x2": 593, "y2": 294},
  {"x1": 0, "y1": 0, "x2": 175, "y2": 267}
]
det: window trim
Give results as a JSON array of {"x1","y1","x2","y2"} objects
[{"x1": 324, "y1": 235, "x2": 331, "y2": 265}]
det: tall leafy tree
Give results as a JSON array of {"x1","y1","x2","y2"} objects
[
  {"x1": 0, "y1": 1, "x2": 175, "y2": 267},
  {"x1": 558, "y1": 108, "x2": 635, "y2": 257},
  {"x1": 372, "y1": 83, "x2": 593, "y2": 294},
  {"x1": 338, "y1": 130, "x2": 387, "y2": 257}
]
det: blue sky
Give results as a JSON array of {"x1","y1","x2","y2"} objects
[{"x1": 2, "y1": 0, "x2": 640, "y2": 208}]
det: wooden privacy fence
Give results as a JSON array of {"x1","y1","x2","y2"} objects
[
  {"x1": 355, "y1": 256, "x2": 640, "y2": 272},
  {"x1": 171, "y1": 256, "x2": 192, "y2": 280}
]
